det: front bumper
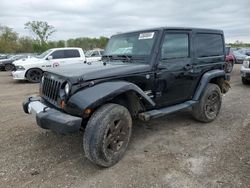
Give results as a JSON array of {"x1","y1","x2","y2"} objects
[
  {"x1": 12, "y1": 70, "x2": 26, "y2": 80},
  {"x1": 23, "y1": 97, "x2": 82, "y2": 134},
  {"x1": 241, "y1": 66, "x2": 250, "y2": 79}
]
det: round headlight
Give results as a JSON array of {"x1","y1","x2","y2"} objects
[{"x1": 64, "y1": 82, "x2": 70, "y2": 95}]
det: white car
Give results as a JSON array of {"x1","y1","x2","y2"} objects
[
  {"x1": 85, "y1": 49, "x2": 104, "y2": 62},
  {"x1": 12, "y1": 48, "x2": 86, "y2": 83},
  {"x1": 241, "y1": 56, "x2": 250, "y2": 85}
]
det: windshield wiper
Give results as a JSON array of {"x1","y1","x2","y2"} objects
[
  {"x1": 116, "y1": 55, "x2": 132, "y2": 63},
  {"x1": 102, "y1": 55, "x2": 113, "y2": 62},
  {"x1": 102, "y1": 55, "x2": 148, "y2": 64}
]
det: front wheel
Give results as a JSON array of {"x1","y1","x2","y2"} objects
[
  {"x1": 83, "y1": 103, "x2": 132, "y2": 167},
  {"x1": 26, "y1": 68, "x2": 43, "y2": 83},
  {"x1": 192, "y1": 83, "x2": 222, "y2": 123}
]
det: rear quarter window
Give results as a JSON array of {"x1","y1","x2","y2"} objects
[{"x1": 195, "y1": 33, "x2": 224, "y2": 58}]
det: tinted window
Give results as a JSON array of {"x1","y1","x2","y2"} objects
[
  {"x1": 51, "y1": 50, "x2": 64, "y2": 59},
  {"x1": 64, "y1": 50, "x2": 80, "y2": 58},
  {"x1": 161, "y1": 33, "x2": 189, "y2": 59},
  {"x1": 196, "y1": 34, "x2": 224, "y2": 57},
  {"x1": 92, "y1": 51, "x2": 100, "y2": 57}
]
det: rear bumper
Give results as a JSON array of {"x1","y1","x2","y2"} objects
[
  {"x1": 23, "y1": 97, "x2": 82, "y2": 134},
  {"x1": 236, "y1": 59, "x2": 244, "y2": 64}
]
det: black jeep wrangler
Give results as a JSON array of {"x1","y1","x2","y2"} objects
[{"x1": 23, "y1": 27, "x2": 230, "y2": 167}]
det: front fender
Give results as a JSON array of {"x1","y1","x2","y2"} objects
[
  {"x1": 193, "y1": 69, "x2": 228, "y2": 101},
  {"x1": 65, "y1": 81, "x2": 155, "y2": 116}
]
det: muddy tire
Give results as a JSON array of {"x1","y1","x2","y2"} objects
[
  {"x1": 5, "y1": 64, "x2": 14, "y2": 71},
  {"x1": 242, "y1": 77, "x2": 250, "y2": 85},
  {"x1": 192, "y1": 83, "x2": 222, "y2": 123},
  {"x1": 83, "y1": 103, "x2": 132, "y2": 167},
  {"x1": 26, "y1": 68, "x2": 43, "y2": 83}
]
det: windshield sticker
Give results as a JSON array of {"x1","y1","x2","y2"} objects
[{"x1": 138, "y1": 32, "x2": 154, "y2": 40}]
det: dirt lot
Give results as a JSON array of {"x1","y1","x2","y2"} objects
[{"x1": 0, "y1": 64, "x2": 249, "y2": 188}]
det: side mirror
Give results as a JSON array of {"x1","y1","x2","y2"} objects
[
  {"x1": 47, "y1": 55, "x2": 53, "y2": 60},
  {"x1": 91, "y1": 53, "x2": 96, "y2": 57},
  {"x1": 246, "y1": 52, "x2": 250, "y2": 56}
]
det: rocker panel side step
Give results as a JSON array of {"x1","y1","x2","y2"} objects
[{"x1": 138, "y1": 100, "x2": 197, "y2": 121}]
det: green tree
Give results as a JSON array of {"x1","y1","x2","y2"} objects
[
  {"x1": 24, "y1": 21, "x2": 56, "y2": 44},
  {"x1": 0, "y1": 26, "x2": 18, "y2": 53},
  {"x1": 17, "y1": 37, "x2": 34, "y2": 53}
]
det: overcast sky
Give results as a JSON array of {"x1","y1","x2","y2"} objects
[{"x1": 0, "y1": 0, "x2": 249, "y2": 42}]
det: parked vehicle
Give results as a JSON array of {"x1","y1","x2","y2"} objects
[
  {"x1": 0, "y1": 54, "x2": 9, "y2": 60},
  {"x1": 23, "y1": 27, "x2": 230, "y2": 167},
  {"x1": 0, "y1": 54, "x2": 31, "y2": 71},
  {"x1": 224, "y1": 46, "x2": 235, "y2": 73},
  {"x1": 241, "y1": 56, "x2": 250, "y2": 84},
  {"x1": 85, "y1": 49, "x2": 104, "y2": 62},
  {"x1": 12, "y1": 48, "x2": 86, "y2": 83},
  {"x1": 233, "y1": 48, "x2": 250, "y2": 64}
]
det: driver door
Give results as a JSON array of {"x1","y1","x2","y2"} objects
[
  {"x1": 48, "y1": 50, "x2": 65, "y2": 68},
  {"x1": 154, "y1": 30, "x2": 197, "y2": 107}
]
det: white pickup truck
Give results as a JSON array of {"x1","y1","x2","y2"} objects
[
  {"x1": 12, "y1": 47, "x2": 86, "y2": 83},
  {"x1": 85, "y1": 49, "x2": 104, "y2": 63}
]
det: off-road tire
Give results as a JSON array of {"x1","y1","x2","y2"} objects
[
  {"x1": 26, "y1": 68, "x2": 43, "y2": 83},
  {"x1": 5, "y1": 64, "x2": 14, "y2": 71},
  {"x1": 192, "y1": 83, "x2": 222, "y2": 123},
  {"x1": 242, "y1": 77, "x2": 250, "y2": 85},
  {"x1": 83, "y1": 103, "x2": 132, "y2": 167}
]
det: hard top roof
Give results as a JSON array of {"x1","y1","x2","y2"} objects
[{"x1": 112, "y1": 27, "x2": 223, "y2": 36}]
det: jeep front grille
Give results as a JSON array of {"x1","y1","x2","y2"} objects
[{"x1": 42, "y1": 77, "x2": 61, "y2": 102}]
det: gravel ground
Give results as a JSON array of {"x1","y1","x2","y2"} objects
[{"x1": 0, "y1": 64, "x2": 249, "y2": 188}]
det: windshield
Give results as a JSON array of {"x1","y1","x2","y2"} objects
[
  {"x1": 104, "y1": 31, "x2": 157, "y2": 57},
  {"x1": 36, "y1": 49, "x2": 53, "y2": 59},
  {"x1": 85, "y1": 50, "x2": 92, "y2": 57}
]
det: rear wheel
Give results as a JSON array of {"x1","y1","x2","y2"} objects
[
  {"x1": 26, "y1": 68, "x2": 43, "y2": 83},
  {"x1": 192, "y1": 83, "x2": 222, "y2": 123},
  {"x1": 5, "y1": 64, "x2": 14, "y2": 71},
  {"x1": 225, "y1": 61, "x2": 234, "y2": 73},
  {"x1": 83, "y1": 103, "x2": 132, "y2": 167}
]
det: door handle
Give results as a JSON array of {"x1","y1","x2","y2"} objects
[{"x1": 184, "y1": 64, "x2": 193, "y2": 70}]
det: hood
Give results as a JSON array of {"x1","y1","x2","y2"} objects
[
  {"x1": 48, "y1": 61, "x2": 151, "y2": 83},
  {"x1": 13, "y1": 57, "x2": 41, "y2": 66}
]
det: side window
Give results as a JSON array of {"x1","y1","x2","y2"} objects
[
  {"x1": 50, "y1": 50, "x2": 64, "y2": 59},
  {"x1": 91, "y1": 51, "x2": 99, "y2": 57},
  {"x1": 195, "y1": 34, "x2": 224, "y2": 58},
  {"x1": 64, "y1": 50, "x2": 80, "y2": 58},
  {"x1": 161, "y1": 33, "x2": 189, "y2": 60}
]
